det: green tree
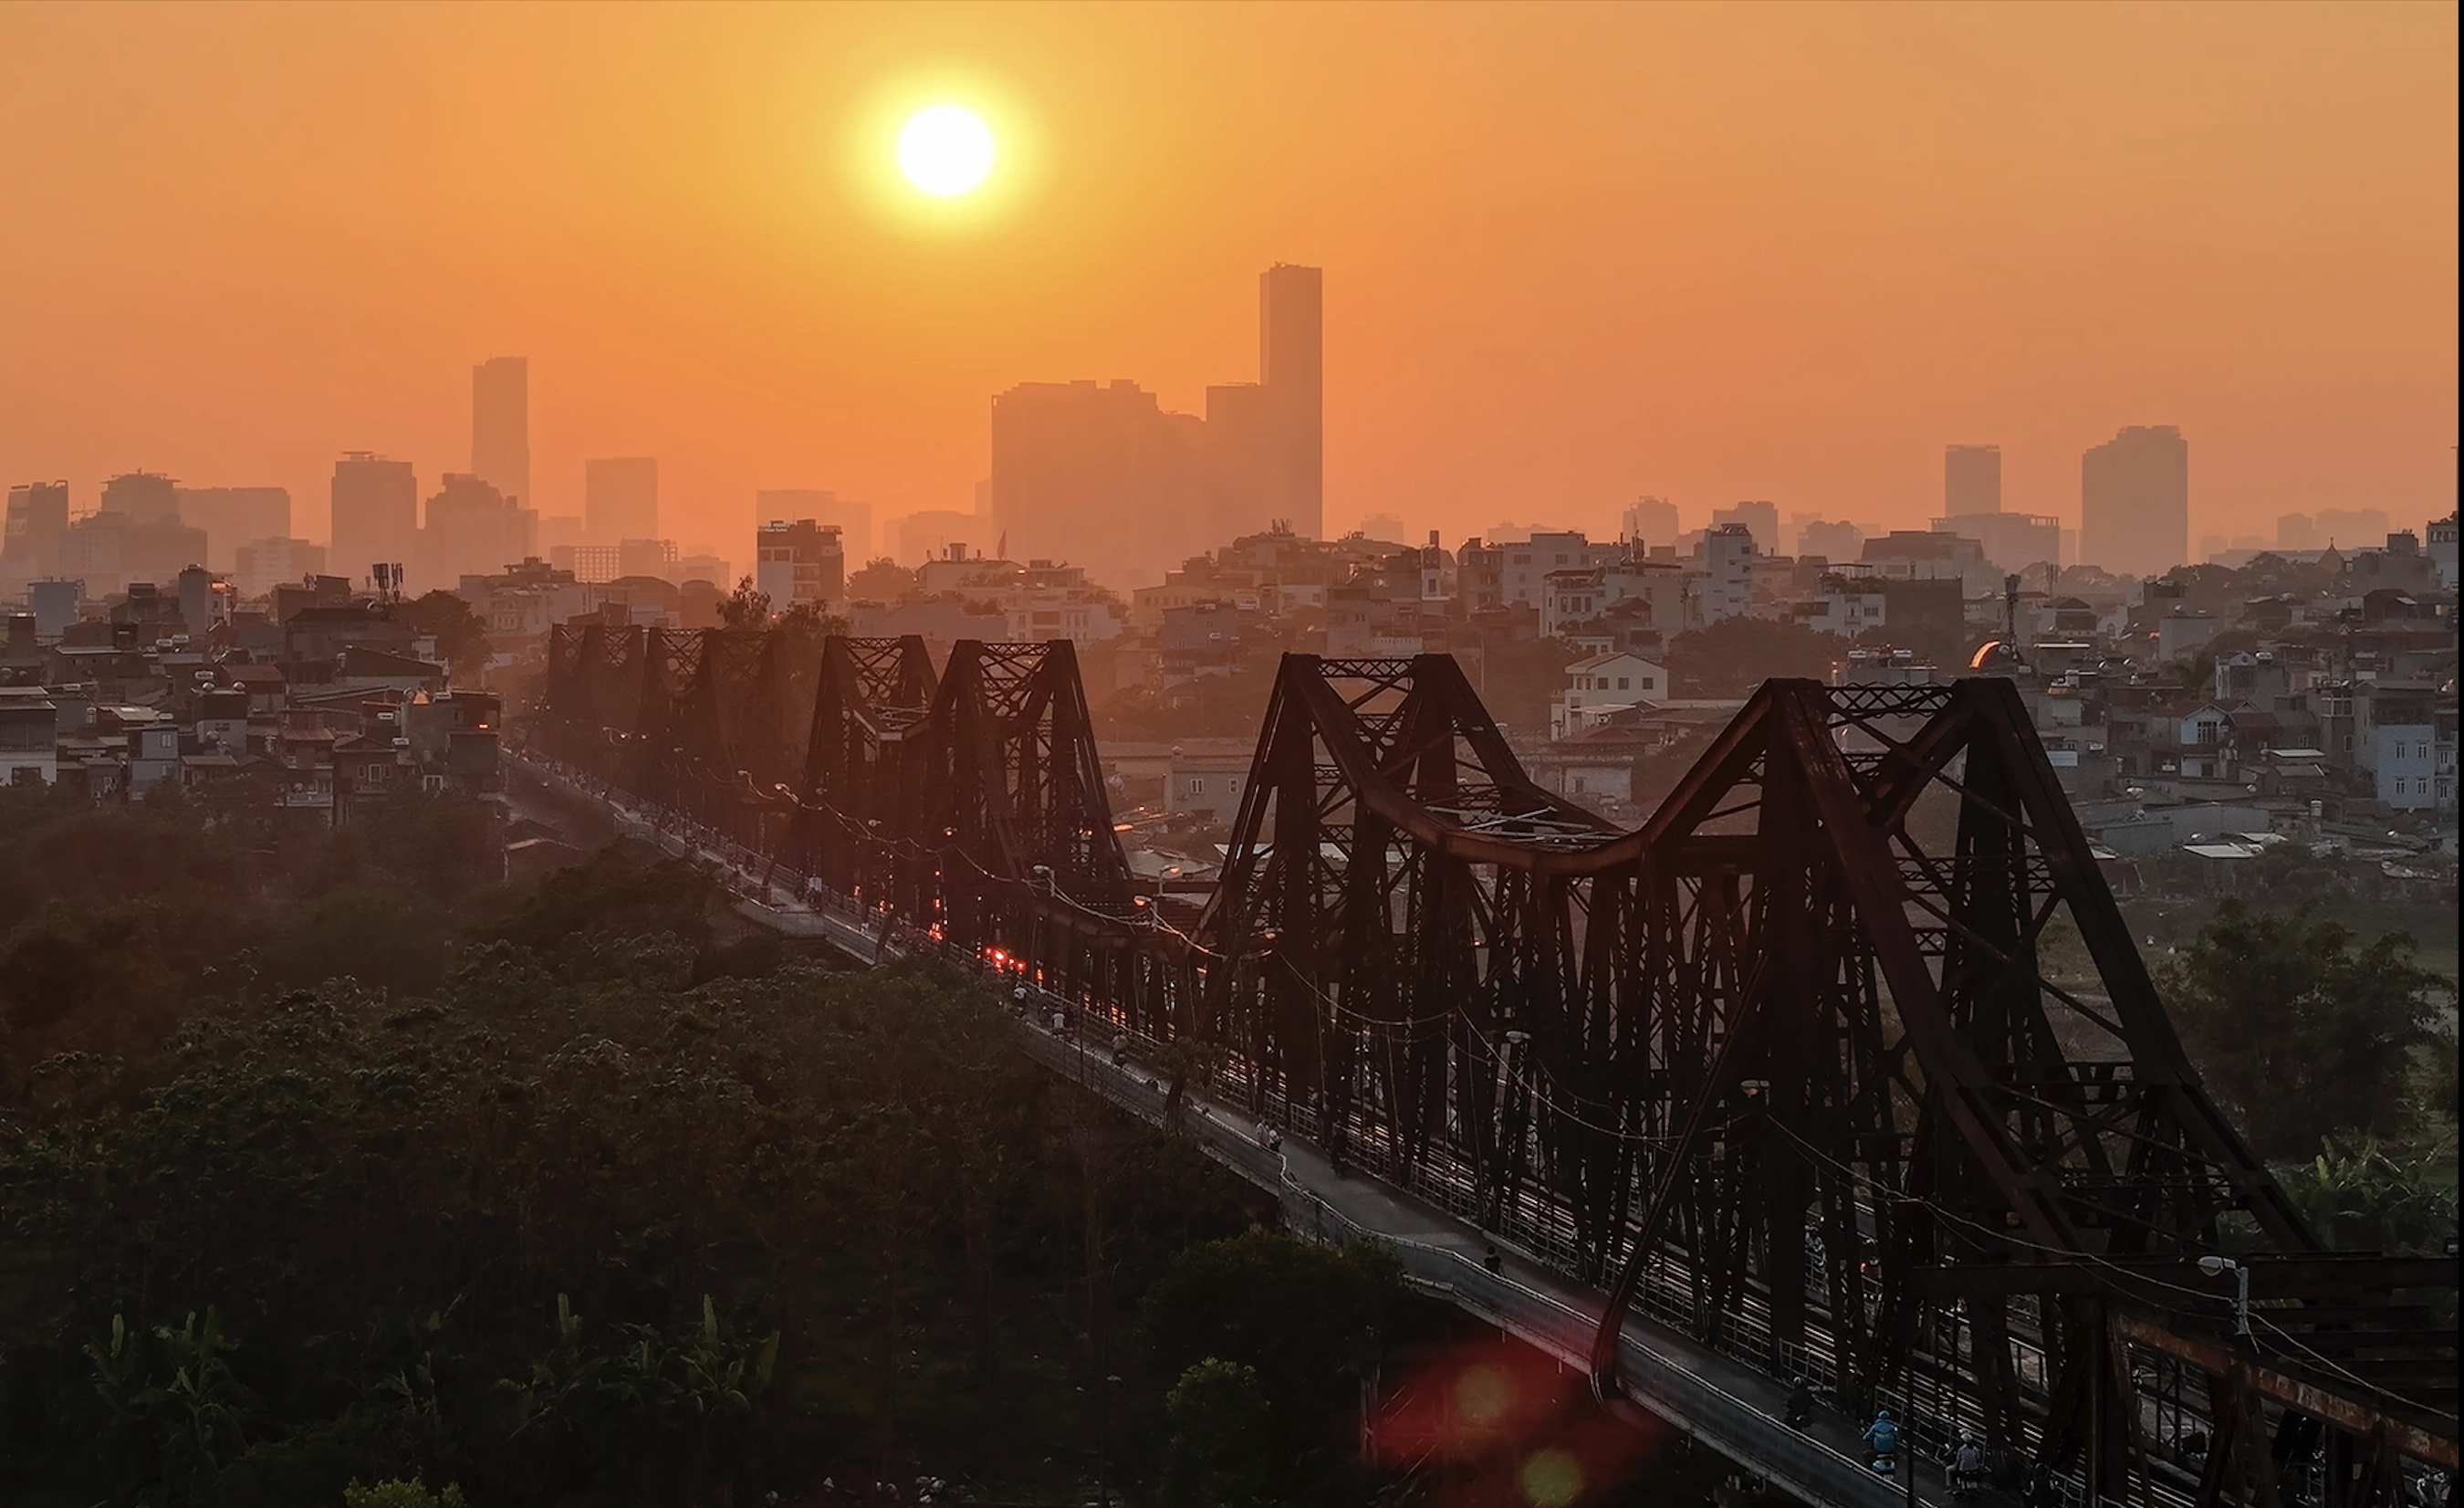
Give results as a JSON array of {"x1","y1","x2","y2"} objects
[
  {"x1": 1667, "y1": 617, "x2": 1849, "y2": 697},
  {"x1": 396, "y1": 591, "x2": 494, "y2": 682},
  {"x1": 2160, "y1": 900, "x2": 2448, "y2": 1159},
  {"x1": 846, "y1": 556, "x2": 918, "y2": 602},
  {"x1": 718, "y1": 576, "x2": 771, "y2": 628},
  {"x1": 1141, "y1": 1231, "x2": 1404, "y2": 1484},
  {"x1": 2275, "y1": 1143, "x2": 2459, "y2": 1255},
  {"x1": 1157, "y1": 1358, "x2": 1275, "y2": 1508}
]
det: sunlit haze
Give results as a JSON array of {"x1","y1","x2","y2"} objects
[{"x1": 0, "y1": 2, "x2": 2454, "y2": 571}]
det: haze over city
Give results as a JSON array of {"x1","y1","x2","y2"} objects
[
  {"x1": 0, "y1": 8, "x2": 2457, "y2": 1508},
  {"x1": 2, "y1": 3, "x2": 2454, "y2": 572}
]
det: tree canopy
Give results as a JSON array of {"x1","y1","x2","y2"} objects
[{"x1": 2160, "y1": 899, "x2": 2449, "y2": 1160}]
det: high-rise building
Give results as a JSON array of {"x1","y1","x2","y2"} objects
[
  {"x1": 100, "y1": 471, "x2": 181, "y2": 522},
  {"x1": 472, "y1": 357, "x2": 530, "y2": 508},
  {"x1": 234, "y1": 537, "x2": 329, "y2": 601},
  {"x1": 1796, "y1": 519, "x2": 1865, "y2": 563},
  {"x1": 331, "y1": 453, "x2": 418, "y2": 592},
  {"x1": 586, "y1": 457, "x2": 658, "y2": 543},
  {"x1": 1933, "y1": 513, "x2": 2061, "y2": 573},
  {"x1": 617, "y1": 538, "x2": 677, "y2": 581},
  {"x1": 2080, "y1": 425, "x2": 2188, "y2": 578},
  {"x1": 174, "y1": 486, "x2": 291, "y2": 571},
  {"x1": 987, "y1": 264, "x2": 1322, "y2": 587},
  {"x1": 2277, "y1": 512, "x2": 2321, "y2": 551},
  {"x1": 1623, "y1": 496, "x2": 1680, "y2": 548},
  {"x1": 4, "y1": 482, "x2": 69, "y2": 577},
  {"x1": 756, "y1": 519, "x2": 846, "y2": 613},
  {"x1": 989, "y1": 380, "x2": 1205, "y2": 588},
  {"x1": 1711, "y1": 500, "x2": 1779, "y2": 553},
  {"x1": 756, "y1": 489, "x2": 871, "y2": 560},
  {"x1": 1945, "y1": 445, "x2": 2002, "y2": 515},
  {"x1": 422, "y1": 473, "x2": 531, "y2": 589},
  {"x1": 1697, "y1": 524, "x2": 1756, "y2": 624},
  {"x1": 1260, "y1": 263, "x2": 1323, "y2": 541}
]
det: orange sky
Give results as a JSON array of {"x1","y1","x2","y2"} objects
[{"x1": 0, "y1": 2, "x2": 2454, "y2": 564}]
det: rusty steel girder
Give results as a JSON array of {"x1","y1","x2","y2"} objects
[{"x1": 533, "y1": 636, "x2": 2459, "y2": 1504}]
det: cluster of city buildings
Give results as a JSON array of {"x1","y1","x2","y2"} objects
[
  {"x1": 1, "y1": 257, "x2": 2450, "y2": 874},
  {"x1": 0, "y1": 571, "x2": 499, "y2": 822}
]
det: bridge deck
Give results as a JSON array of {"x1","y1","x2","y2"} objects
[{"x1": 512, "y1": 754, "x2": 1960, "y2": 1508}]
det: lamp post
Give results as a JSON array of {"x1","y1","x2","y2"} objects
[{"x1": 2198, "y1": 1255, "x2": 2250, "y2": 1337}]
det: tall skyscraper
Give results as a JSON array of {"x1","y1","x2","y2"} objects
[
  {"x1": 331, "y1": 453, "x2": 418, "y2": 592},
  {"x1": 3, "y1": 481, "x2": 69, "y2": 575},
  {"x1": 987, "y1": 264, "x2": 1321, "y2": 588},
  {"x1": 756, "y1": 489, "x2": 870, "y2": 560},
  {"x1": 989, "y1": 380, "x2": 1205, "y2": 588},
  {"x1": 1945, "y1": 445, "x2": 2002, "y2": 515},
  {"x1": 1260, "y1": 263, "x2": 1323, "y2": 540},
  {"x1": 586, "y1": 457, "x2": 658, "y2": 542},
  {"x1": 472, "y1": 357, "x2": 530, "y2": 508},
  {"x1": 2081, "y1": 425, "x2": 2189, "y2": 577},
  {"x1": 423, "y1": 473, "x2": 530, "y2": 588},
  {"x1": 100, "y1": 472, "x2": 180, "y2": 521}
]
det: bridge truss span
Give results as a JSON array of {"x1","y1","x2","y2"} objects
[{"x1": 531, "y1": 634, "x2": 2459, "y2": 1508}]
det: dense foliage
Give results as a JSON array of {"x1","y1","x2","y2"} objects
[
  {"x1": 0, "y1": 789, "x2": 1310, "y2": 1506},
  {"x1": 2160, "y1": 898, "x2": 2454, "y2": 1162}
]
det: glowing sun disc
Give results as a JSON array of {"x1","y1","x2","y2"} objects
[{"x1": 898, "y1": 105, "x2": 995, "y2": 197}]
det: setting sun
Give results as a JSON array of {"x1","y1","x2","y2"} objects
[{"x1": 897, "y1": 104, "x2": 994, "y2": 196}]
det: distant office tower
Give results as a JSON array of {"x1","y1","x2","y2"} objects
[
  {"x1": 2276, "y1": 512, "x2": 2320, "y2": 551},
  {"x1": 617, "y1": 538, "x2": 677, "y2": 581},
  {"x1": 1202, "y1": 381, "x2": 1278, "y2": 543},
  {"x1": 988, "y1": 263, "x2": 1321, "y2": 587},
  {"x1": 756, "y1": 519, "x2": 846, "y2": 612},
  {"x1": 100, "y1": 471, "x2": 181, "y2": 522},
  {"x1": 473, "y1": 357, "x2": 530, "y2": 507},
  {"x1": 1259, "y1": 263, "x2": 1323, "y2": 541},
  {"x1": 173, "y1": 487, "x2": 291, "y2": 571},
  {"x1": 756, "y1": 489, "x2": 870, "y2": 560},
  {"x1": 57, "y1": 511, "x2": 205, "y2": 598},
  {"x1": 1937, "y1": 513, "x2": 2062, "y2": 573},
  {"x1": 988, "y1": 380, "x2": 1205, "y2": 587},
  {"x1": 423, "y1": 473, "x2": 531, "y2": 588},
  {"x1": 1796, "y1": 518, "x2": 1865, "y2": 563},
  {"x1": 586, "y1": 457, "x2": 658, "y2": 543},
  {"x1": 1711, "y1": 500, "x2": 1779, "y2": 553},
  {"x1": 4, "y1": 481, "x2": 69, "y2": 575},
  {"x1": 234, "y1": 537, "x2": 329, "y2": 601},
  {"x1": 1623, "y1": 496, "x2": 1680, "y2": 548},
  {"x1": 1945, "y1": 445, "x2": 2002, "y2": 515},
  {"x1": 331, "y1": 453, "x2": 419, "y2": 592},
  {"x1": 2080, "y1": 425, "x2": 2188, "y2": 577}
]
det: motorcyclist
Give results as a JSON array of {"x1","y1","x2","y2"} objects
[{"x1": 1864, "y1": 1409, "x2": 1901, "y2": 1473}]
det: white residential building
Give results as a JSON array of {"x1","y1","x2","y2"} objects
[
  {"x1": 1550, "y1": 652, "x2": 1666, "y2": 739},
  {"x1": 1695, "y1": 523, "x2": 1755, "y2": 626}
]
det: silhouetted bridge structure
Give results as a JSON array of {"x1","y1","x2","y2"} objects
[{"x1": 534, "y1": 626, "x2": 2459, "y2": 1508}]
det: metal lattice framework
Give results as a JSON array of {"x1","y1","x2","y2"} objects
[{"x1": 532, "y1": 635, "x2": 2459, "y2": 1508}]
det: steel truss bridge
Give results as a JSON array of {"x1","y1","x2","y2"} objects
[{"x1": 539, "y1": 625, "x2": 2458, "y2": 1508}]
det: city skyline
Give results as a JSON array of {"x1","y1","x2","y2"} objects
[{"x1": 0, "y1": 5, "x2": 2450, "y2": 562}]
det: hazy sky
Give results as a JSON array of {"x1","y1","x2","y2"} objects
[{"x1": 1, "y1": 2, "x2": 2454, "y2": 559}]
